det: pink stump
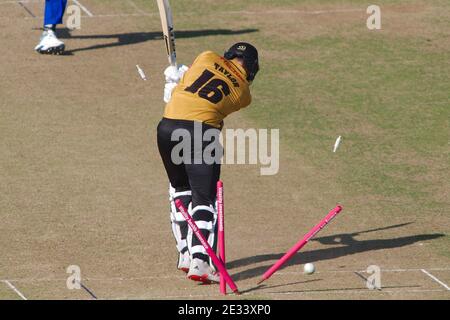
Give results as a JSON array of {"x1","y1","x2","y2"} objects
[
  {"x1": 175, "y1": 199, "x2": 239, "y2": 294},
  {"x1": 217, "y1": 181, "x2": 226, "y2": 294},
  {"x1": 258, "y1": 205, "x2": 343, "y2": 284}
]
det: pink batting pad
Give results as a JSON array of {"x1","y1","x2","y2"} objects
[{"x1": 175, "y1": 199, "x2": 239, "y2": 294}]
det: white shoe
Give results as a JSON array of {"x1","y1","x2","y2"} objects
[
  {"x1": 177, "y1": 251, "x2": 190, "y2": 273},
  {"x1": 35, "y1": 30, "x2": 65, "y2": 55},
  {"x1": 187, "y1": 258, "x2": 220, "y2": 284}
]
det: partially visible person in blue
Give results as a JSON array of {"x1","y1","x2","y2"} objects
[{"x1": 35, "y1": 0, "x2": 67, "y2": 54}]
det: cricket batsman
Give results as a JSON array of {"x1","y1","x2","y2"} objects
[
  {"x1": 35, "y1": 0, "x2": 67, "y2": 54},
  {"x1": 157, "y1": 43, "x2": 259, "y2": 283}
]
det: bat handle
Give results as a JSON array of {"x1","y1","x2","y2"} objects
[{"x1": 169, "y1": 55, "x2": 177, "y2": 67}]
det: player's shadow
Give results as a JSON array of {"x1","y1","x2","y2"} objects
[
  {"x1": 57, "y1": 28, "x2": 259, "y2": 54},
  {"x1": 228, "y1": 222, "x2": 445, "y2": 281}
]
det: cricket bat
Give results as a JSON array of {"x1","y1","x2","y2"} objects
[{"x1": 157, "y1": 0, "x2": 177, "y2": 67}]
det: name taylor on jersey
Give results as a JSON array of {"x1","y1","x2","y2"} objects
[
  {"x1": 213, "y1": 62, "x2": 240, "y2": 88},
  {"x1": 163, "y1": 51, "x2": 252, "y2": 128}
]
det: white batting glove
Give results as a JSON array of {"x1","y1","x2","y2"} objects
[
  {"x1": 163, "y1": 64, "x2": 189, "y2": 102},
  {"x1": 177, "y1": 64, "x2": 189, "y2": 79},
  {"x1": 164, "y1": 81, "x2": 178, "y2": 103},
  {"x1": 164, "y1": 64, "x2": 189, "y2": 83},
  {"x1": 164, "y1": 65, "x2": 178, "y2": 82}
]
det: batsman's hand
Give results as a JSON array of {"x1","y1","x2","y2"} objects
[
  {"x1": 164, "y1": 64, "x2": 189, "y2": 83},
  {"x1": 163, "y1": 64, "x2": 189, "y2": 102},
  {"x1": 164, "y1": 82, "x2": 178, "y2": 103}
]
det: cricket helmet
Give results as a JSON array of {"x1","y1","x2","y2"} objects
[{"x1": 224, "y1": 42, "x2": 259, "y2": 81}]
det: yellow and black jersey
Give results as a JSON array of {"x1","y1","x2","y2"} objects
[{"x1": 163, "y1": 51, "x2": 252, "y2": 128}]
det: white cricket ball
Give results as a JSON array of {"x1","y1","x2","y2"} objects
[{"x1": 304, "y1": 263, "x2": 315, "y2": 275}]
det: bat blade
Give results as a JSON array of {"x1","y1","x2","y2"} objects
[{"x1": 157, "y1": 0, "x2": 177, "y2": 67}]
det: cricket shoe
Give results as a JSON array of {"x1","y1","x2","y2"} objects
[
  {"x1": 35, "y1": 30, "x2": 65, "y2": 55},
  {"x1": 187, "y1": 258, "x2": 220, "y2": 284},
  {"x1": 177, "y1": 251, "x2": 191, "y2": 273}
]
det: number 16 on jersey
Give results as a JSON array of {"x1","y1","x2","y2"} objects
[{"x1": 157, "y1": 0, "x2": 177, "y2": 67}]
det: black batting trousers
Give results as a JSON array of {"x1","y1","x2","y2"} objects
[{"x1": 157, "y1": 117, "x2": 222, "y2": 262}]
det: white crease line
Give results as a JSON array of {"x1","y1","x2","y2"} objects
[
  {"x1": 126, "y1": 0, "x2": 147, "y2": 15},
  {"x1": 0, "y1": 0, "x2": 42, "y2": 4},
  {"x1": 86, "y1": 8, "x2": 363, "y2": 17},
  {"x1": 224, "y1": 8, "x2": 364, "y2": 16},
  {"x1": 11, "y1": 6, "x2": 364, "y2": 17},
  {"x1": 383, "y1": 268, "x2": 450, "y2": 272},
  {"x1": 1, "y1": 275, "x2": 187, "y2": 283},
  {"x1": 421, "y1": 269, "x2": 450, "y2": 291},
  {"x1": 276, "y1": 267, "x2": 450, "y2": 275},
  {"x1": 89, "y1": 13, "x2": 152, "y2": 18},
  {"x1": 2, "y1": 280, "x2": 27, "y2": 300},
  {"x1": 428, "y1": 268, "x2": 450, "y2": 271},
  {"x1": 2, "y1": 268, "x2": 450, "y2": 283},
  {"x1": 85, "y1": 275, "x2": 187, "y2": 281},
  {"x1": 72, "y1": 0, "x2": 93, "y2": 17},
  {"x1": 24, "y1": 13, "x2": 151, "y2": 20}
]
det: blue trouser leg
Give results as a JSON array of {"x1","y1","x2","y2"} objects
[{"x1": 43, "y1": 0, "x2": 68, "y2": 26}]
